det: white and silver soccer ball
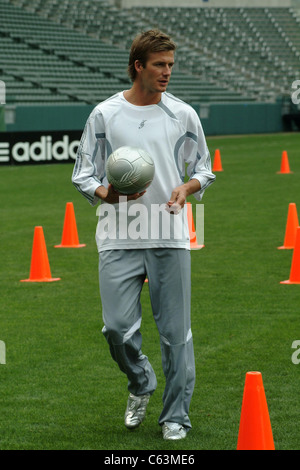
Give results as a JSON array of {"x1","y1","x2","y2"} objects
[{"x1": 106, "y1": 146, "x2": 155, "y2": 195}]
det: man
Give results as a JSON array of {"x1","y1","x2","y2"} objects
[{"x1": 72, "y1": 29, "x2": 215, "y2": 440}]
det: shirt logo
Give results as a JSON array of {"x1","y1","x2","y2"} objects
[{"x1": 138, "y1": 120, "x2": 147, "y2": 129}]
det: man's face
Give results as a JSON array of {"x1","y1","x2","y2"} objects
[{"x1": 136, "y1": 50, "x2": 175, "y2": 94}]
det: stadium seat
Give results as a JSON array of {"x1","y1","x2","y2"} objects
[{"x1": 1, "y1": 0, "x2": 300, "y2": 105}]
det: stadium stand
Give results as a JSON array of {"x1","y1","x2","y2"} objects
[{"x1": 0, "y1": 0, "x2": 299, "y2": 106}]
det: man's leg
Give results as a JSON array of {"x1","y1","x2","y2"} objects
[
  {"x1": 145, "y1": 248, "x2": 195, "y2": 430},
  {"x1": 99, "y1": 249, "x2": 157, "y2": 397}
]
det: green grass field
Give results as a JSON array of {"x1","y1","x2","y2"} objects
[{"x1": 1, "y1": 132, "x2": 300, "y2": 450}]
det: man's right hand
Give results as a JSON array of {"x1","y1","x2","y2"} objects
[{"x1": 95, "y1": 184, "x2": 146, "y2": 204}]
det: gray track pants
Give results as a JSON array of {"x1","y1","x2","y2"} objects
[{"x1": 99, "y1": 248, "x2": 195, "y2": 429}]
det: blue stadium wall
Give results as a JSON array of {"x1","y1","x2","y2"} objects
[
  {"x1": 1, "y1": 100, "x2": 284, "y2": 135},
  {"x1": 0, "y1": 101, "x2": 285, "y2": 166}
]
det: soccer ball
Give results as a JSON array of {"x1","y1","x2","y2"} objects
[{"x1": 106, "y1": 146, "x2": 155, "y2": 195}]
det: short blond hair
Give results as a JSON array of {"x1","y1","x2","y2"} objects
[{"x1": 128, "y1": 29, "x2": 176, "y2": 82}]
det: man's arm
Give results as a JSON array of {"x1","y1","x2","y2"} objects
[{"x1": 166, "y1": 179, "x2": 201, "y2": 213}]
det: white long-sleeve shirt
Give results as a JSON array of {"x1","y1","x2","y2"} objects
[{"x1": 72, "y1": 91, "x2": 215, "y2": 252}]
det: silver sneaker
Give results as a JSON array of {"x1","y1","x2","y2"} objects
[
  {"x1": 124, "y1": 393, "x2": 150, "y2": 429},
  {"x1": 162, "y1": 422, "x2": 187, "y2": 440}
]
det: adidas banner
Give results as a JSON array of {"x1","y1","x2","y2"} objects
[{"x1": 0, "y1": 130, "x2": 81, "y2": 165}]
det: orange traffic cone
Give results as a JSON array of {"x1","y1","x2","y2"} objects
[
  {"x1": 212, "y1": 149, "x2": 223, "y2": 172},
  {"x1": 278, "y1": 203, "x2": 299, "y2": 249},
  {"x1": 21, "y1": 226, "x2": 61, "y2": 282},
  {"x1": 187, "y1": 202, "x2": 204, "y2": 249},
  {"x1": 55, "y1": 202, "x2": 86, "y2": 248},
  {"x1": 280, "y1": 226, "x2": 300, "y2": 284},
  {"x1": 277, "y1": 150, "x2": 292, "y2": 174},
  {"x1": 237, "y1": 371, "x2": 275, "y2": 450}
]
